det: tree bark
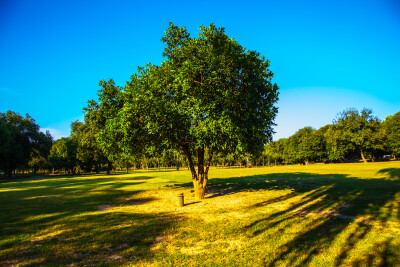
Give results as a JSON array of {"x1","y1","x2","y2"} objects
[
  {"x1": 180, "y1": 144, "x2": 213, "y2": 200},
  {"x1": 360, "y1": 149, "x2": 368, "y2": 163},
  {"x1": 176, "y1": 153, "x2": 180, "y2": 171}
]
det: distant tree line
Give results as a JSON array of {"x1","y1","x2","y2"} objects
[
  {"x1": 2, "y1": 107, "x2": 398, "y2": 179},
  {"x1": 263, "y1": 108, "x2": 400, "y2": 165}
]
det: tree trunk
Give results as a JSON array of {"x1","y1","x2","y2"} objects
[
  {"x1": 246, "y1": 157, "x2": 249, "y2": 168},
  {"x1": 193, "y1": 179, "x2": 206, "y2": 199},
  {"x1": 107, "y1": 161, "x2": 112, "y2": 175},
  {"x1": 360, "y1": 149, "x2": 367, "y2": 163},
  {"x1": 176, "y1": 153, "x2": 180, "y2": 171},
  {"x1": 126, "y1": 165, "x2": 129, "y2": 174},
  {"x1": 180, "y1": 144, "x2": 213, "y2": 200}
]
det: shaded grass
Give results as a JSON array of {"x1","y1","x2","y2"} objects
[{"x1": 0, "y1": 162, "x2": 400, "y2": 266}]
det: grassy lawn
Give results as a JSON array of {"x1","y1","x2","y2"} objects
[{"x1": 1, "y1": 162, "x2": 399, "y2": 266}]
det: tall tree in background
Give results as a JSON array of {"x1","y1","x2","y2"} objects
[
  {"x1": 28, "y1": 130, "x2": 53, "y2": 175},
  {"x1": 0, "y1": 111, "x2": 51, "y2": 178},
  {"x1": 287, "y1": 127, "x2": 325, "y2": 164},
  {"x1": 83, "y1": 79, "x2": 124, "y2": 174},
  {"x1": 48, "y1": 137, "x2": 78, "y2": 174},
  {"x1": 331, "y1": 108, "x2": 381, "y2": 163},
  {"x1": 384, "y1": 112, "x2": 400, "y2": 159},
  {"x1": 115, "y1": 23, "x2": 279, "y2": 199}
]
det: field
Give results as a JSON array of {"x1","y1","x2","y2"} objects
[{"x1": 1, "y1": 162, "x2": 399, "y2": 266}]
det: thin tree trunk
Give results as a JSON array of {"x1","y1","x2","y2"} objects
[
  {"x1": 96, "y1": 163, "x2": 100, "y2": 174},
  {"x1": 360, "y1": 149, "x2": 367, "y2": 163},
  {"x1": 107, "y1": 161, "x2": 112, "y2": 175}
]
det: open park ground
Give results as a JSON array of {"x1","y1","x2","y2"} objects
[{"x1": 1, "y1": 162, "x2": 399, "y2": 266}]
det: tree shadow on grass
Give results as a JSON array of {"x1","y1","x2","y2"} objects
[
  {"x1": 1, "y1": 168, "x2": 400, "y2": 265},
  {"x1": 174, "y1": 169, "x2": 400, "y2": 266},
  {"x1": 0, "y1": 174, "x2": 180, "y2": 265},
  {"x1": 2, "y1": 211, "x2": 178, "y2": 266},
  {"x1": 377, "y1": 168, "x2": 400, "y2": 180}
]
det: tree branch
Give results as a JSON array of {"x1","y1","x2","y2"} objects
[
  {"x1": 180, "y1": 143, "x2": 197, "y2": 180},
  {"x1": 193, "y1": 80, "x2": 203, "y2": 85}
]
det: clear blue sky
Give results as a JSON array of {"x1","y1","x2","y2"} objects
[{"x1": 1, "y1": 0, "x2": 399, "y2": 140}]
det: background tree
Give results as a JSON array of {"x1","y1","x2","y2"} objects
[
  {"x1": 114, "y1": 23, "x2": 279, "y2": 199},
  {"x1": 324, "y1": 124, "x2": 349, "y2": 162},
  {"x1": 332, "y1": 108, "x2": 381, "y2": 163},
  {"x1": 291, "y1": 127, "x2": 325, "y2": 164},
  {"x1": 83, "y1": 79, "x2": 124, "y2": 174},
  {"x1": 28, "y1": 130, "x2": 53, "y2": 175},
  {"x1": 0, "y1": 111, "x2": 51, "y2": 178},
  {"x1": 48, "y1": 137, "x2": 78, "y2": 174},
  {"x1": 384, "y1": 112, "x2": 400, "y2": 159}
]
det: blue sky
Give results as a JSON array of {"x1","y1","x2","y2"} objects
[{"x1": 1, "y1": 0, "x2": 399, "y2": 140}]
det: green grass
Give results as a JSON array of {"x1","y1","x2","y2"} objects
[{"x1": 1, "y1": 162, "x2": 400, "y2": 266}]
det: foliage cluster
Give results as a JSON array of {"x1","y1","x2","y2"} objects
[
  {"x1": 263, "y1": 108, "x2": 400, "y2": 165},
  {"x1": 0, "y1": 111, "x2": 53, "y2": 178}
]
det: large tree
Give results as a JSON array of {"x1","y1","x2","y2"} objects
[
  {"x1": 83, "y1": 79, "x2": 124, "y2": 174},
  {"x1": 48, "y1": 137, "x2": 78, "y2": 174},
  {"x1": 286, "y1": 127, "x2": 325, "y2": 164},
  {"x1": 115, "y1": 23, "x2": 279, "y2": 199},
  {"x1": 330, "y1": 108, "x2": 381, "y2": 163}
]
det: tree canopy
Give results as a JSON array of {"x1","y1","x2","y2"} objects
[
  {"x1": 331, "y1": 108, "x2": 382, "y2": 163},
  {"x1": 384, "y1": 112, "x2": 400, "y2": 159},
  {"x1": 103, "y1": 23, "x2": 279, "y2": 199},
  {"x1": 0, "y1": 111, "x2": 53, "y2": 178}
]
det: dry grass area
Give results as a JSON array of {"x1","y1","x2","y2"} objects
[{"x1": 1, "y1": 162, "x2": 400, "y2": 266}]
